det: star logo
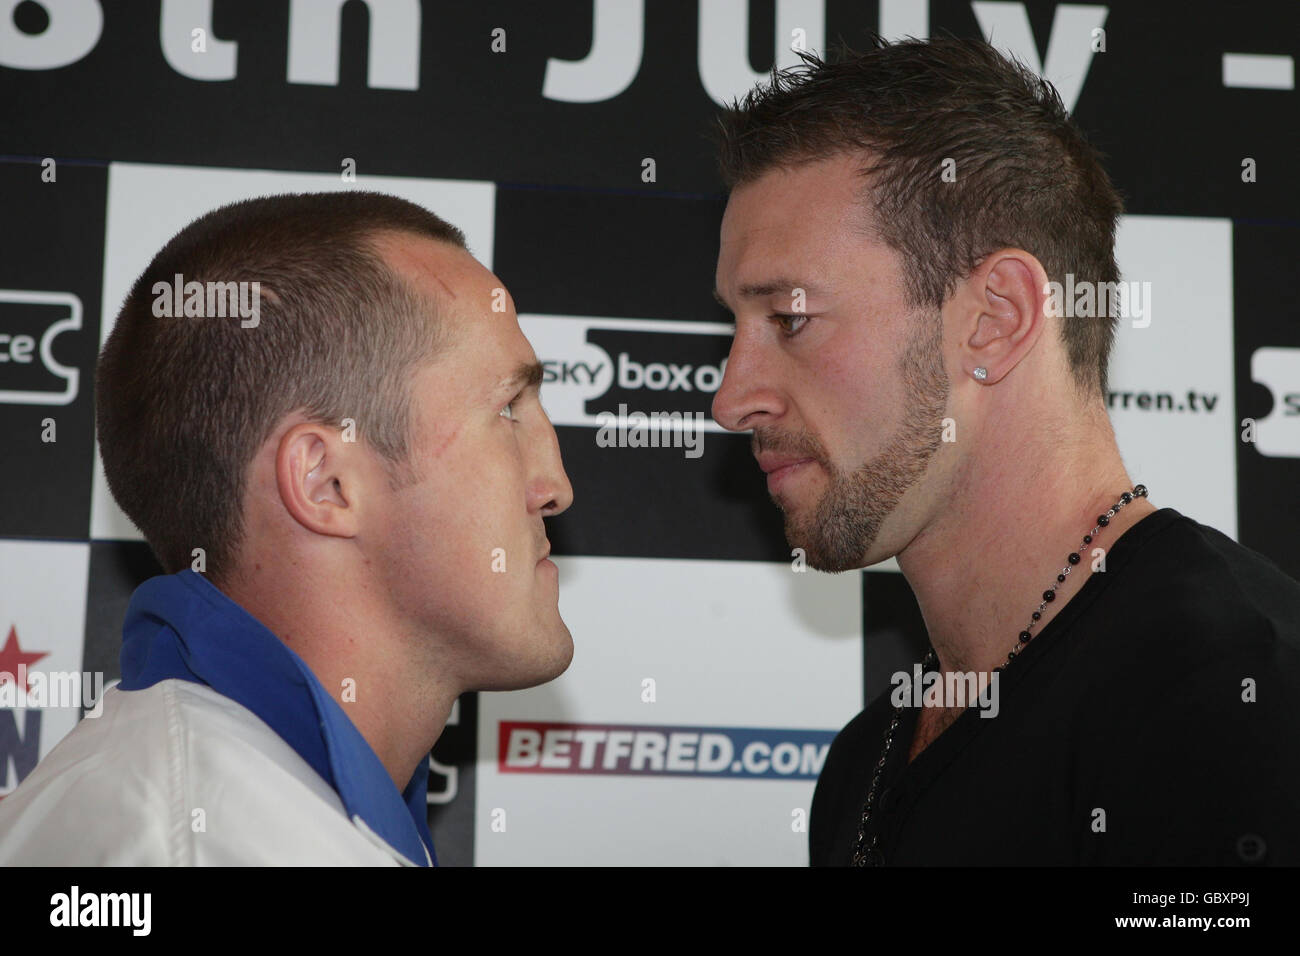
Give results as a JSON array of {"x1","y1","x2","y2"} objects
[{"x1": 0, "y1": 625, "x2": 50, "y2": 693}]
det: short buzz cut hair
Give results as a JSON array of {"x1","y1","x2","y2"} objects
[
  {"x1": 96, "y1": 191, "x2": 467, "y2": 584},
  {"x1": 715, "y1": 34, "x2": 1126, "y2": 399}
]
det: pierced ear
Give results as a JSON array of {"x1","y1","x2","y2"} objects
[
  {"x1": 964, "y1": 251, "x2": 1048, "y2": 383},
  {"x1": 275, "y1": 423, "x2": 359, "y2": 538}
]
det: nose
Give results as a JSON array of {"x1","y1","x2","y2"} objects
[
  {"x1": 531, "y1": 415, "x2": 574, "y2": 517},
  {"x1": 711, "y1": 328, "x2": 782, "y2": 432}
]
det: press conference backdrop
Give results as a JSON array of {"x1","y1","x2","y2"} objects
[{"x1": 1, "y1": 1, "x2": 1296, "y2": 866}]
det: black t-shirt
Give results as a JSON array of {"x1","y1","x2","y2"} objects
[{"x1": 810, "y1": 507, "x2": 1300, "y2": 866}]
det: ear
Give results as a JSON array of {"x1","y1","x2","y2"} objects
[
  {"x1": 275, "y1": 422, "x2": 362, "y2": 539},
  {"x1": 957, "y1": 249, "x2": 1051, "y2": 385}
]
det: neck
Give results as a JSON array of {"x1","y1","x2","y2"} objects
[
  {"x1": 896, "y1": 407, "x2": 1155, "y2": 677},
  {"x1": 222, "y1": 563, "x2": 458, "y2": 794}
]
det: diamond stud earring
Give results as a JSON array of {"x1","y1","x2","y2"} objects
[{"x1": 973, "y1": 366, "x2": 988, "y2": 381}]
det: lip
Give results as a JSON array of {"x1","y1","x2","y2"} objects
[
  {"x1": 537, "y1": 542, "x2": 552, "y2": 564},
  {"x1": 761, "y1": 457, "x2": 816, "y2": 495},
  {"x1": 756, "y1": 454, "x2": 815, "y2": 475}
]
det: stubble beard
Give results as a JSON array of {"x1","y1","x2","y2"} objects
[{"x1": 769, "y1": 313, "x2": 950, "y2": 572}]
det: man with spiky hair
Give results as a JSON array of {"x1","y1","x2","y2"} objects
[
  {"x1": 710, "y1": 36, "x2": 1300, "y2": 866},
  {"x1": 0, "y1": 192, "x2": 574, "y2": 865}
]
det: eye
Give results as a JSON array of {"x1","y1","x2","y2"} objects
[
  {"x1": 770, "y1": 313, "x2": 809, "y2": 337},
  {"x1": 500, "y1": 390, "x2": 525, "y2": 422}
]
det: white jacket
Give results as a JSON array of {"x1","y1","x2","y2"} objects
[{"x1": 0, "y1": 680, "x2": 428, "y2": 866}]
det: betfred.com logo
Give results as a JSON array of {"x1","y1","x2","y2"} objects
[{"x1": 499, "y1": 721, "x2": 834, "y2": 780}]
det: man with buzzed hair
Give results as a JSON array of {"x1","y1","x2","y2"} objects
[
  {"x1": 710, "y1": 36, "x2": 1300, "y2": 866},
  {"x1": 0, "y1": 192, "x2": 574, "y2": 865}
]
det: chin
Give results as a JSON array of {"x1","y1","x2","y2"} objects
[
  {"x1": 784, "y1": 526, "x2": 874, "y2": 574},
  {"x1": 533, "y1": 616, "x2": 574, "y2": 676},
  {"x1": 487, "y1": 620, "x2": 573, "y2": 691},
  {"x1": 545, "y1": 636, "x2": 575, "y2": 682},
  {"x1": 545, "y1": 620, "x2": 575, "y2": 676}
]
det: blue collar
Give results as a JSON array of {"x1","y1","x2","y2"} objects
[{"x1": 118, "y1": 569, "x2": 437, "y2": 867}]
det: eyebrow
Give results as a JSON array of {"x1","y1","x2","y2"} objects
[
  {"x1": 496, "y1": 360, "x2": 544, "y2": 394},
  {"x1": 713, "y1": 279, "x2": 827, "y2": 308}
]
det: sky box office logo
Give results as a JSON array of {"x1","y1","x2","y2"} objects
[
  {"x1": 519, "y1": 315, "x2": 733, "y2": 431},
  {"x1": 1250, "y1": 347, "x2": 1300, "y2": 458},
  {"x1": 0, "y1": 290, "x2": 82, "y2": 405}
]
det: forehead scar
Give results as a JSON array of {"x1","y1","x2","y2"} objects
[
  {"x1": 367, "y1": 229, "x2": 459, "y2": 300},
  {"x1": 431, "y1": 273, "x2": 456, "y2": 299}
]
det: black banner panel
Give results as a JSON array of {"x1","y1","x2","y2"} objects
[{"x1": 1, "y1": 0, "x2": 1296, "y2": 886}]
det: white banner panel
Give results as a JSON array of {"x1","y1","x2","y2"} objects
[
  {"x1": 91, "y1": 162, "x2": 496, "y2": 541},
  {"x1": 0, "y1": 539, "x2": 91, "y2": 796},
  {"x1": 1109, "y1": 216, "x2": 1235, "y2": 537},
  {"x1": 476, "y1": 555, "x2": 863, "y2": 865}
]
